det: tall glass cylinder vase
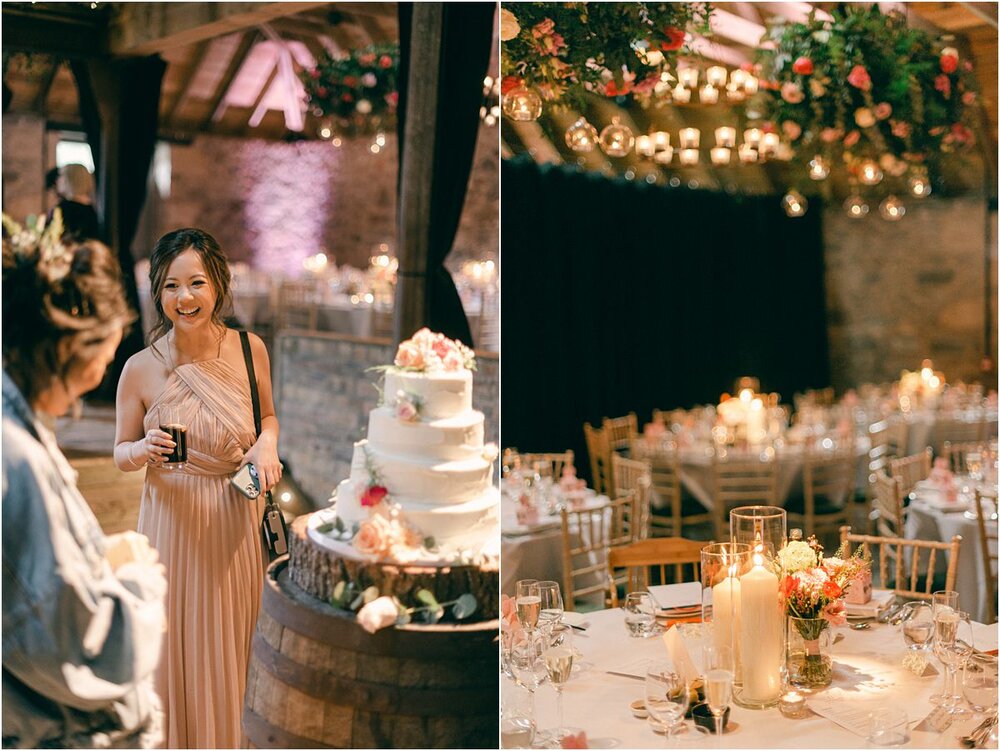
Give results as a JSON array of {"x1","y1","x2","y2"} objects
[
  {"x1": 730, "y1": 506, "x2": 786, "y2": 709},
  {"x1": 701, "y1": 543, "x2": 752, "y2": 689}
]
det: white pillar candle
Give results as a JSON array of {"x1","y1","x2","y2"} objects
[
  {"x1": 715, "y1": 126, "x2": 736, "y2": 148},
  {"x1": 743, "y1": 128, "x2": 762, "y2": 147},
  {"x1": 672, "y1": 85, "x2": 691, "y2": 104},
  {"x1": 706, "y1": 66, "x2": 727, "y2": 87},
  {"x1": 739, "y1": 556, "x2": 783, "y2": 702},
  {"x1": 710, "y1": 147, "x2": 731, "y2": 165},
  {"x1": 700, "y1": 84, "x2": 719, "y2": 104},
  {"x1": 653, "y1": 131, "x2": 670, "y2": 149},
  {"x1": 760, "y1": 132, "x2": 780, "y2": 155},
  {"x1": 712, "y1": 572, "x2": 742, "y2": 657},
  {"x1": 678, "y1": 67, "x2": 699, "y2": 88},
  {"x1": 679, "y1": 148, "x2": 699, "y2": 166},
  {"x1": 635, "y1": 134, "x2": 654, "y2": 156},
  {"x1": 654, "y1": 146, "x2": 674, "y2": 165}
]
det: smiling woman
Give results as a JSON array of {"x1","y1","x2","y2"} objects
[{"x1": 112, "y1": 227, "x2": 281, "y2": 749}]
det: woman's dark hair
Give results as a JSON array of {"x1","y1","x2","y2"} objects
[
  {"x1": 2, "y1": 232, "x2": 134, "y2": 405},
  {"x1": 147, "y1": 228, "x2": 232, "y2": 347}
]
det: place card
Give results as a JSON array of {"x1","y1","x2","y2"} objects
[
  {"x1": 648, "y1": 582, "x2": 701, "y2": 611},
  {"x1": 807, "y1": 689, "x2": 918, "y2": 737}
]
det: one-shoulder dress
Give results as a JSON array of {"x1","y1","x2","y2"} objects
[{"x1": 137, "y1": 359, "x2": 264, "y2": 749}]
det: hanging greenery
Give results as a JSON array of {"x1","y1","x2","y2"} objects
[
  {"x1": 753, "y1": 6, "x2": 979, "y2": 176},
  {"x1": 499, "y1": 3, "x2": 713, "y2": 109},
  {"x1": 300, "y1": 43, "x2": 400, "y2": 131}
]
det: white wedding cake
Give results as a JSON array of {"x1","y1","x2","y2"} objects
[{"x1": 310, "y1": 329, "x2": 499, "y2": 563}]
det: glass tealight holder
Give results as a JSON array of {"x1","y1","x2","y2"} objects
[
  {"x1": 715, "y1": 126, "x2": 736, "y2": 148},
  {"x1": 730, "y1": 505, "x2": 786, "y2": 558},
  {"x1": 701, "y1": 542, "x2": 752, "y2": 685},
  {"x1": 679, "y1": 127, "x2": 700, "y2": 149},
  {"x1": 778, "y1": 690, "x2": 808, "y2": 719}
]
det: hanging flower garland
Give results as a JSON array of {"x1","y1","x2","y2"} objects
[
  {"x1": 300, "y1": 43, "x2": 400, "y2": 135},
  {"x1": 753, "y1": 6, "x2": 978, "y2": 209},
  {"x1": 499, "y1": 3, "x2": 712, "y2": 113}
]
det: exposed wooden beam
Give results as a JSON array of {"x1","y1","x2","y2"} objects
[
  {"x1": 2, "y1": 9, "x2": 108, "y2": 57},
  {"x1": 165, "y1": 41, "x2": 211, "y2": 128},
  {"x1": 355, "y1": 14, "x2": 392, "y2": 44},
  {"x1": 327, "y1": 3, "x2": 397, "y2": 20},
  {"x1": 109, "y1": 2, "x2": 327, "y2": 56},
  {"x1": 958, "y1": 3, "x2": 998, "y2": 29},
  {"x1": 205, "y1": 31, "x2": 259, "y2": 127},
  {"x1": 245, "y1": 60, "x2": 281, "y2": 132}
]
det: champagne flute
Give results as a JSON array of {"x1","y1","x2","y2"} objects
[
  {"x1": 543, "y1": 627, "x2": 575, "y2": 744},
  {"x1": 536, "y1": 581, "x2": 564, "y2": 632},
  {"x1": 515, "y1": 579, "x2": 540, "y2": 633},
  {"x1": 703, "y1": 645, "x2": 734, "y2": 738},
  {"x1": 933, "y1": 609, "x2": 975, "y2": 715},
  {"x1": 645, "y1": 660, "x2": 690, "y2": 746}
]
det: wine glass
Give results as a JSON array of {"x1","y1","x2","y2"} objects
[
  {"x1": 703, "y1": 645, "x2": 734, "y2": 738},
  {"x1": 933, "y1": 608, "x2": 975, "y2": 715},
  {"x1": 963, "y1": 653, "x2": 999, "y2": 715},
  {"x1": 899, "y1": 601, "x2": 935, "y2": 652},
  {"x1": 501, "y1": 686, "x2": 536, "y2": 749},
  {"x1": 509, "y1": 631, "x2": 547, "y2": 737},
  {"x1": 645, "y1": 660, "x2": 691, "y2": 746},
  {"x1": 515, "y1": 579, "x2": 540, "y2": 633},
  {"x1": 932, "y1": 590, "x2": 959, "y2": 615},
  {"x1": 543, "y1": 627, "x2": 575, "y2": 745},
  {"x1": 624, "y1": 592, "x2": 657, "y2": 638},
  {"x1": 536, "y1": 581, "x2": 564, "y2": 632}
]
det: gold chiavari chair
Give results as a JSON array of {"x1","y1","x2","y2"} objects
[
  {"x1": 631, "y1": 440, "x2": 713, "y2": 538},
  {"x1": 583, "y1": 422, "x2": 612, "y2": 495},
  {"x1": 942, "y1": 441, "x2": 988, "y2": 475},
  {"x1": 864, "y1": 419, "x2": 908, "y2": 530},
  {"x1": 839, "y1": 526, "x2": 961, "y2": 601},
  {"x1": 560, "y1": 492, "x2": 636, "y2": 611},
  {"x1": 889, "y1": 448, "x2": 933, "y2": 496},
  {"x1": 603, "y1": 412, "x2": 639, "y2": 453},
  {"x1": 973, "y1": 490, "x2": 998, "y2": 624},
  {"x1": 519, "y1": 450, "x2": 575, "y2": 485},
  {"x1": 934, "y1": 416, "x2": 988, "y2": 454},
  {"x1": 709, "y1": 453, "x2": 779, "y2": 542},
  {"x1": 871, "y1": 470, "x2": 906, "y2": 538},
  {"x1": 611, "y1": 454, "x2": 652, "y2": 541},
  {"x1": 786, "y1": 445, "x2": 855, "y2": 544},
  {"x1": 606, "y1": 537, "x2": 705, "y2": 607},
  {"x1": 276, "y1": 280, "x2": 320, "y2": 331}
]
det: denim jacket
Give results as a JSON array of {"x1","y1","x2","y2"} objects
[{"x1": 2, "y1": 371, "x2": 164, "y2": 748}]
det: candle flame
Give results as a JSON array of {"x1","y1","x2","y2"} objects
[
  {"x1": 728, "y1": 563, "x2": 738, "y2": 578},
  {"x1": 753, "y1": 552, "x2": 764, "y2": 567}
]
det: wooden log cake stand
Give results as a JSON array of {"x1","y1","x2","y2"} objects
[{"x1": 242, "y1": 516, "x2": 499, "y2": 749}]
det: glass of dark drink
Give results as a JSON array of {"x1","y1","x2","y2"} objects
[{"x1": 158, "y1": 404, "x2": 188, "y2": 469}]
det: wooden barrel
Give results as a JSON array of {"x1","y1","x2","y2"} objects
[{"x1": 243, "y1": 558, "x2": 499, "y2": 749}]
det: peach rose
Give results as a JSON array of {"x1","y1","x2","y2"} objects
[
  {"x1": 442, "y1": 349, "x2": 464, "y2": 372},
  {"x1": 842, "y1": 130, "x2": 860, "y2": 147},
  {"x1": 821, "y1": 599, "x2": 847, "y2": 627},
  {"x1": 820, "y1": 127, "x2": 842, "y2": 143},
  {"x1": 782, "y1": 120, "x2": 802, "y2": 140},
  {"x1": 874, "y1": 102, "x2": 892, "y2": 120},
  {"x1": 395, "y1": 341, "x2": 425, "y2": 369},
  {"x1": 357, "y1": 596, "x2": 400, "y2": 634},
  {"x1": 353, "y1": 519, "x2": 388, "y2": 556},
  {"x1": 780, "y1": 81, "x2": 804, "y2": 103},
  {"x1": 854, "y1": 108, "x2": 875, "y2": 128}
]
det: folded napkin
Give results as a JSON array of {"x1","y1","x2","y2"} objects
[
  {"x1": 662, "y1": 625, "x2": 700, "y2": 685},
  {"x1": 648, "y1": 582, "x2": 701, "y2": 611},
  {"x1": 562, "y1": 611, "x2": 589, "y2": 629},
  {"x1": 845, "y1": 589, "x2": 894, "y2": 617}
]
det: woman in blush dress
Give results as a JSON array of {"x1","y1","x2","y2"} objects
[{"x1": 113, "y1": 228, "x2": 281, "y2": 748}]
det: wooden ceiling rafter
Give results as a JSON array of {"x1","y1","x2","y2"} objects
[
  {"x1": 165, "y1": 39, "x2": 211, "y2": 129},
  {"x1": 207, "y1": 29, "x2": 261, "y2": 126},
  {"x1": 242, "y1": 61, "x2": 281, "y2": 136}
]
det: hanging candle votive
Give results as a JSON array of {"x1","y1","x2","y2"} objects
[
  {"x1": 858, "y1": 159, "x2": 884, "y2": 186},
  {"x1": 715, "y1": 126, "x2": 736, "y2": 148},
  {"x1": 672, "y1": 85, "x2": 691, "y2": 104},
  {"x1": 502, "y1": 86, "x2": 542, "y2": 121},
  {"x1": 908, "y1": 166, "x2": 932, "y2": 198},
  {"x1": 743, "y1": 75, "x2": 759, "y2": 94},
  {"x1": 706, "y1": 65, "x2": 728, "y2": 87},
  {"x1": 730, "y1": 69, "x2": 748, "y2": 89},
  {"x1": 679, "y1": 127, "x2": 700, "y2": 149},
  {"x1": 679, "y1": 148, "x2": 699, "y2": 166},
  {"x1": 808, "y1": 155, "x2": 829, "y2": 180},
  {"x1": 710, "y1": 147, "x2": 731, "y2": 165},
  {"x1": 678, "y1": 66, "x2": 699, "y2": 88},
  {"x1": 565, "y1": 117, "x2": 599, "y2": 152},
  {"x1": 654, "y1": 146, "x2": 674, "y2": 165},
  {"x1": 653, "y1": 131, "x2": 670, "y2": 150},
  {"x1": 879, "y1": 195, "x2": 906, "y2": 221},
  {"x1": 599, "y1": 117, "x2": 635, "y2": 157},
  {"x1": 700, "y1": 84, "x2": 720, "y2": 104},
  {"x1": 781, "y1": 189, "x2": 808, "y2": 217},
  {"x1": 738, "y1": 143, "x2": 758, "y2": 163},
  {"x1": 744, "y1": 128, "x2": 762, "y2": 147},
  {"x1": 635, "y1": 134, "x2": 655, "y2": 157},
  {"x1": 843, "y1": 194, "x2": 870, "y2": 219}
]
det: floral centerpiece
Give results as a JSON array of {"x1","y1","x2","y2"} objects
[
  {"x1": 778, "y1": 535, "x2": 868, "y2": 687},
  {"x1": 754, "y1": 6, "x2": 978, "y2": 193},
  {"x1": 393, "y1": 327, "x2": 476, "y2": 372},
  {"x1": 500, "y1": 3, "x2": 712, "y2": 109},
  {"x1": 300, "y1": 43, "x2": 399, "y2": 135}
]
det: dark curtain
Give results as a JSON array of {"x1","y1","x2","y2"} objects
[
  {"x1": 501, "y1": 157, "x2": 831, "y2": 482},
  {"x1": 69, "y1": 60, "x2": 103, "y2": 216},
  {"x1": 396, "y1": 3, "x2": 494, "y2": 348},
  {"x1": 74, "y1": 56, "x2": 166, "y2": 399}
]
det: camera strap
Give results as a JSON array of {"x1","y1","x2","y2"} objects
[{"x1": 239, "y1": 330, "x2": 287, "y2": 561}]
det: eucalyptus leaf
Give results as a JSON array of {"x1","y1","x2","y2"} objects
[
  {"x1": 395, "y1": 610, "x2": 412, "y2": 626},
  {"x1": 415, "y1": 589, "x2": 439, "y2": 609},
  {"x1": 362, "y1": 585, "x2": 380, "y2": 604},
  {"x1": 424, "y1": 606, "x2": 444, "y2": 625},
  {"x1": 349, "y1": 593, "x2": 365, "y2": 611},
  {"x1": 333, "y1": 516, "x2": 345, "y2": 533},
  {"x1": 451, "y1": 594, "x2": 478, "y2": 620},
  {"x1": 332, "y1": 580, "x2": 346, "y2": 602},
  {"x1": 316, "y1": 522, "x2": 334, "y2": 534}
]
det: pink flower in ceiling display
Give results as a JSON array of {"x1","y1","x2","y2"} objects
[{"x1": 846, "y1": 64, "x2": 871, "y2": 91}]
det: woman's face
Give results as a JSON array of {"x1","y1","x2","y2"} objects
[
  {"x1": 160, "y1": 249, "x2": 217, "y2": 333},
  {"x1": 35, "y1": 328, "x2": 123, "y2": 416}
]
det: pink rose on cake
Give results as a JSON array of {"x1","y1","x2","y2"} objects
[
  {"x1": 394, "y1": 328, "x2": 477, "y2": 372},
  {"x1": 395, "y1": 341, "x2": 426, "y2": 369},
  {"x1": 394, "y1": 390, "x2": 421, "y2": 422}
]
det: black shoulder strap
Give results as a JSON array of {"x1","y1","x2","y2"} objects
[{"x1": 239, "y1": 330, "x2": 262, "y2": 437}]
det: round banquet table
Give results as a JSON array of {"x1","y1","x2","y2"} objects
[
  {"x1": 503, "y1": 606, "x2": 998, "y2": 748},
  {"x1": 903, "y1": 409, "x2": 999, "y2": 455},
  {"x1": 906, "y1": 481, "x2": 998, "y2": 624}
]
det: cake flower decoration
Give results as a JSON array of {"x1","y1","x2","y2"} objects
[{"x1": 393, "y1": 327, "x2": 476, "y2": 372}]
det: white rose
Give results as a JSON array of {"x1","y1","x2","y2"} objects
[
  {"x1": 361, "y1": 73, "x2": 377, "y2": 88},
  {"x1": 356, "y1": 99, "x2": 373, "y2": 114},
  {"x1": 499, "y1": 8, "x2": 521, "y2": 42},
  {"x1": 941, "y1": 46, "x2": 959, "y2": 60},
  {"x1": 357, "y1": 596, "x2": 401, "y2": 633},
  {"x1": 812, "y1": 30, "x2": 830, "y2": 44}
]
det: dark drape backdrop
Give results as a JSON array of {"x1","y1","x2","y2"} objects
[
  {"x1": 74, "y1": 56, "x2": 166, "y2": 398},
  {"x1": 501, "y1": 157, "x2": 831, "y2": 481},
  {"x1": 396, "y1": 3, "x2": 494, "y2": 348}
]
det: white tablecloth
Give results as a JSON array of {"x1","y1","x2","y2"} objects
[
  {"x1": 906, "y1": 485, "x2": 998, "y2": 624},
  {"x1": 503, "y1": 605, "x2": 998, "y2": 748}
]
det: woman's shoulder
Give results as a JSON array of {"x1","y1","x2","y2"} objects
[
  {"x1": 225, "y1": 328, "x2": 268, "y2": 357},
  {"x1": 121, "y1": 342, "x2": 170, "y2": 387}
]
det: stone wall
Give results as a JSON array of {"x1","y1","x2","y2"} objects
[
  {"x1": 1, "y1": 114, "x2": 46, "y2": 221},
  {"x1": 272, "y1": 331, "x2": 498, "y2": 506},
  {"x1": 146, "y1": 122, "x2": 499, "y2": 274},
  {"x1": 823, "y1": 196, "x2": 998, "y2": 390}
]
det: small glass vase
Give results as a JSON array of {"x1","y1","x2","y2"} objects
[{"x1": 786, "y1": 616, "x2": 833, "y2": 689}]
